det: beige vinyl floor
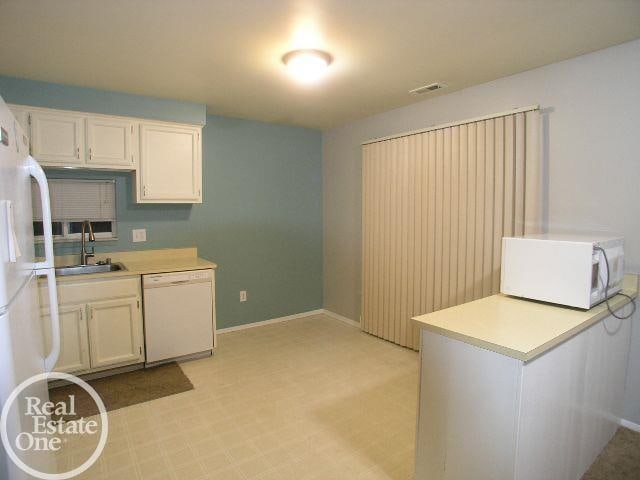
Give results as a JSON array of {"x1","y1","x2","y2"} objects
[{"x1": 60, "y1": 314, "x2": 419, "y2": 479}]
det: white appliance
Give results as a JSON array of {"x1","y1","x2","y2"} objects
[
  {"x1": 142, "y1": 269, "x2": 214, "y2": 365},
  {"x1": 500, "y1": 234, "x2": 624, "y2": 309},
  {"x1": 0, "y1": 97, "x2": 60, "y2": 479}
]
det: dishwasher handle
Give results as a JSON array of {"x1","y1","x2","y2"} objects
[
  {"x1": 143, "y1": 270, "x2": 213, "y2": 288},
  {"x1": 144, "y1": 279, "x2": 193, "y2": 288}
]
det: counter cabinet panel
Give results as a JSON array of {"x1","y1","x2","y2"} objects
[
  {"x1": 415, "y1": 332, "x2": 521, "y2": 480},
  {"x1": 515, "y1": 309, "x2": 632, "y2": 480},
  {"x1": 414, "y1": 302, "x2": 634, "y2": 480}
]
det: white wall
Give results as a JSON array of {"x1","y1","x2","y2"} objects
[{"x1": 322, "y1": 39, "x2": 640, "y2": 422}]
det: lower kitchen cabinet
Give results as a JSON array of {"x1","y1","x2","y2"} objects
[
  {"x1": 87, "y1": 297, "x2": 144, "y2": 368},
  {"x1": 42, "y1": 304, "x2": 90, "y2": 373},
  {"x1": 39, "y1": 276, "x2": 144, "y2": 375}
]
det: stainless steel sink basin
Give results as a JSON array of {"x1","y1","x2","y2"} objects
[{"x1": 55, "y1": 263, "x2": 126, "y2": 277}]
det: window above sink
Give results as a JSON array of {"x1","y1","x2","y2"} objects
[{"x1": 32, "y1": 178, "x2": 117, "y2": 243}]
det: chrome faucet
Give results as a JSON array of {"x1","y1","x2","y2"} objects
[{"x1": 80, "y1": 220, "x2": 96, "y2": 265}]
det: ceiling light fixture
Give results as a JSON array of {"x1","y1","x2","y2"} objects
[{"x1": 282, "y1": 49, "x2": 332, "y2": 84}]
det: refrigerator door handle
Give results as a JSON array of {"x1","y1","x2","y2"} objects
[
  {"x1": 3, "y1": 200, "x2": 21, "y2": 262},
  {"x1": 42, "y1": 268, "x2": 60, "y2": 372},
  {"x1": 27, "y1": 156, "x2": 54, "y2": 270},
  {"x1": 26, "y1": 156, "x2": 60, "y2": 372}
]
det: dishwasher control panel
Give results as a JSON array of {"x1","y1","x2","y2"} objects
[{"x1": 143, "y1": 269, "x2": 213, "y2": 287}]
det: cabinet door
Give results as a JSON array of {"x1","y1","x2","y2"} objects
[
  {"x1": 86, "y1": 116, "x2": 135, "y2": 168},
  {"x1": 139, "y1": 123, "x2": 201, "y2": 203},
  {"x1": 41, "y1": 304, "x2": 90, "y2": 373},
  {"x1": 30, "y1": 111, "x2": 84, "y2": 165},
  {"x1": 8, "y1": 106, "x2": 30, "y2": 140},
  {"x1": 87, "y1": 297, "x2": 143, "y2": 368}
]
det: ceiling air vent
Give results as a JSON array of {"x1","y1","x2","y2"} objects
[{"x1": 409, "y1": 83, "x2": 446, "y2": 95}]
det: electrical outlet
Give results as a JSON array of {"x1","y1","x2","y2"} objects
[
  {"x1": 132, "y1": 229, "x2": 146, "y2": 242},
  {"x1": 240, "y1": 290, "x2": 247, "y2": 302}
]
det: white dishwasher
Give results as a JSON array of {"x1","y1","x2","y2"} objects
[{"x1": 143, "y1": 269, "x2": 215, "y2": 365}]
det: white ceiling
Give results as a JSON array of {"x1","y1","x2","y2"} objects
[{"x1": 1, "y1": 1, "x2": 639, "y2": 129}]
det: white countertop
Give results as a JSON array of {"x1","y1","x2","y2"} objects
[
  {"x1": 42, "y1": 247, "x2": 217, "y2": 282},
  {"x1": 413, "y1": 274, "x2": 638, "y2": 362}
]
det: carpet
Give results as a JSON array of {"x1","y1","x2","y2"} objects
[
  {"x1": 582, "y1": 427, "x2": 640, "y2": 479},
  {"x1": 48, "y1": 362, "x2": 194, "y2": 420}
]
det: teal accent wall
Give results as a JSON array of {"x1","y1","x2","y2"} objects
[
  {"x1": 1, "y1": 77, "x2": 323, "y2": 329},
  {"x1": 0, "y1": 76, "x2": 206, "y2": 125}
]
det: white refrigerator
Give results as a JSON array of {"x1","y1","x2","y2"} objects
[{"x1": 0, "y1": 96, "x2": 60, "y2": 479}]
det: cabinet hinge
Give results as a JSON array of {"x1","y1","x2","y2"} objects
[
  {"x1": 27, "y1": 114, "x2": 31, "y2": 125},
  {"x1": 139, "y1": 346, "x2": 142, "y2": 355},
  {"x1": 143, "y1": 185, "x2": 147, "y2": 196},
  {"x1": 137, "y1": 300, "x2": 140, "y2": 309}
]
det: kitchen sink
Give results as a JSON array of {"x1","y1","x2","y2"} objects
[{"x1": 55, "y1": 262, "x2": 126, "y2": 277}]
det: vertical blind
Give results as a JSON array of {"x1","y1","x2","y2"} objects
[{"x1": 362, "y1": 108, "x2": 540, "y2": 349}]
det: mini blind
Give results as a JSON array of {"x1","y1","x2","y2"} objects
[
  {"x1": 32, "y1": 179, "x2": 116, "y2": 222},
  {"x1": 362, "y1": 107, "x2": 541, "y2": 349}
]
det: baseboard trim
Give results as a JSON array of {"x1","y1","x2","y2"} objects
[
  {"x1": 217, "y1": 309, "x2": 325, "y2": 334},
  {"x1": 620, "y1": 418, "x2": 640, "y2": 433},
  {"x1": 322, "y1": 309, "x2": 360, "y2": 328}
]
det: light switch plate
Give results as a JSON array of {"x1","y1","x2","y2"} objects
[{"x1": 132, "y1": 228, "x2": 147, "y2": 242}]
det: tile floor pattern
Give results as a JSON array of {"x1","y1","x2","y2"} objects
[{"x1": 56, "y1": 315, "x2": 419, "y2": 479}]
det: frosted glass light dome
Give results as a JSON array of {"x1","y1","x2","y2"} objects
[{"x1": 282, "y1": 49, "x2": 332, "y2": 84}]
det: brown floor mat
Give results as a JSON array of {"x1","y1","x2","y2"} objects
[{"x1": 48, "y1": 362, "x2": 193, "y2": 420}]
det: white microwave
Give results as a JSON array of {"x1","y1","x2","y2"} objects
[{"x1": 500, "y1": 234, "x2": 624, "y2": 309}]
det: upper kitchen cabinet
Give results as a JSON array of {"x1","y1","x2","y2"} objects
[
  {"x1": 8, "y1": 105, "x2": 30, "y2": 137},
  {"x1": 30, "y1": 110, "x2": 85, "y2": 166},
  {"x1": 8, "y1": 104, "x2": 204, "y2": 203},
  {"x1": 137, "y1": 123, "x2": 202, "y2": 203},
  {"x1": 86, "y1": 116, "x2": 136, "y2": 168},
  {"x1": 26, "y1": 107, "x2": 134, "y2": 170}
]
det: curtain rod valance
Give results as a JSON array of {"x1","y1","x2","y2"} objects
[{"x1": 362, "y1": 105, "x2": 539, "y2": 146}]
